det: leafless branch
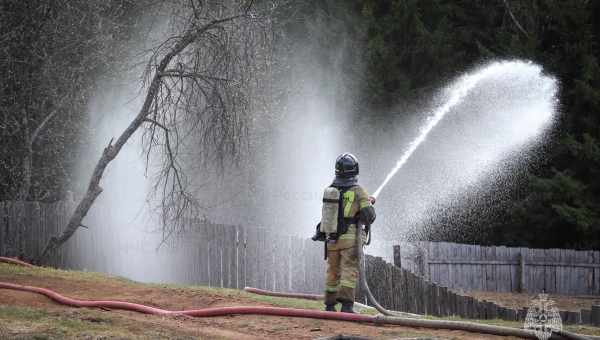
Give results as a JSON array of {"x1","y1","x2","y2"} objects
[{"x1": 502, "y1": 0, "x2": 529, "y2": 37}]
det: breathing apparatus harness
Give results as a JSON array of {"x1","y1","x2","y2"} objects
[{"x1": 312, "y1": 185, "x2": 371, "y2": 259}]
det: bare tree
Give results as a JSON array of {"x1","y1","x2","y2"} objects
[{"x1": 38, "y1": 0, "x2": 267, "y2": 261}]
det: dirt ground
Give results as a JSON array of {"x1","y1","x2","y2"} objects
[
  {"x1": 0, "y1": 262, "x2": 591, "y2": 340},
  {"x1": 465, "y1": 291, "x2": 600, "y2": 312}
]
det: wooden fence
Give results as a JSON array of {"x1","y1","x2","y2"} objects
[
  {"x1": 0, "y1": 201, "x2": 328, "y2": 293},
  {"x1": 0, "y1": 201, "x2": 73, "y2": 264},
  {"x1": 1, "y1": 201, "x2": 599, "y2": 325},
  {"x1": 394, "y1": 241, "x2": 600, "y2": 296}
]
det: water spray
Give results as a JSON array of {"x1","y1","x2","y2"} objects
[
  {"x1": 372, "y1": 60, "x2": 556, "y2": 200},
  {"x1": 359, "y1": 60, "x2": 558, "y2": 322}
]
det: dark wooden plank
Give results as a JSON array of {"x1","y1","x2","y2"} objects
[
  {"x1": 244, "y1": 226, "x2": 258, "y2": 289},
  {"x1": 238, "y1": 226, "x2": 247, "y2": 288},
  {"x1": 42, "y1": 202, "x2": 54, "y2": 266},
  {"x1": 217, "y1": 225, "x2": 225, "y2": 288},
  {"x1": 558, "y1": 248, "x2": 567, "y2": 294},
  {"x1": 581, "y1": 309, "x2": 591, "y2": 325},
  {"x1": 565, "y1": 249, "x2": 574, "y2": 295},
  {"x1": 571, "y1": 250, "x2": 581, "y2": 294},
  {"x1": 393, "y1": 245, "x2": 401, "y2": 269},
  {"x1": 27, "y1": 202, "x2": 37, "y2": 260},
  {"x1": 460, "y1": 295, "x2": 469, "y2": 319},
  {"x1": 595, "y1": 251, "x2": 600, "y2": 296},
  {"x1": 218, "y1": 225, "x2": 228, "y2": 288},
  {"x1": 197, "y1": 224, "x2": 208, "y2": 286},
  {"x1": 446, "y1": 243, "x2": 454, "y2": 289},
  {"x1": 487, "y1": 301, "x2": 497, "y2": 320},
  {"x1": 229, "y1": 225, "x2": 238, "y2": 288},
  {"x1": 587, "y1": 250, "x2": 595, "y2": 295},
  {"x1": 455, "y1": 294, "x2": 463, "y2": 318},
  {"x1": 532, "y1": 248, "x2": 541, "y2": 293},
  {"x1": 7, "y1": 201, "x2": 17, "y2": 257},
  {"x1": 371, "y1": 257, "x2": 386, "y2": 309},
  {"x1": 430, "y1": 242, "x2": 439, "y2": 284},
  {"x1": 491, "y1": 245, "x2": 498, "y2": 292},
  {"x1": 523, "y1": 248, "x2": 532, "y2": 293},
  {"x1": 406, "y1": 271, "x2": 415, "y2": 313},
  {"x1": 425, "y1": 281, "x2": 433, "y2": 316},
  {"x1": 449, "y1": 291, "x2": 457, "y2": 316},
  {"x1": 440, "y1": 286, "x2": 451, "y2": 316},
  {"x1": 469, "y1": 296, "x2": 478, "y2": 319},
  {"x1": 384, "y1": 262, "x2": 394, "y2": 309},
  {"x1": 574, "y1": 250, "x2": 585, "y2": 294},
  {"x1": 454, "y1": 244, "x2": 462, "y2": 290},
  {"x1": 442, "y1": 243, "x2": 450, "y2": 288},
  {"x1": 581, "y1": 249, "x2": 590, "y2": 294},
  {"x1": 20, "y1": 202, "x2": 30, "y2": 260},
  {"x1": 507, "y1": 247, "x2": 517, "y2": 292},
  {"x1": 401, "y1": 267, "x2": 411, "y2": 313},
  {"x1": 592, "y1": 305, "x2": 600, "y2": 327},
  {"x1": 500, "y1": 246, "x2": 511, "y2": 292},
  {"x1": 0, "y1": 201, "x2": 5, "y2": 256},
  {"x1": 519, "y1": 248, "x2": 527, "y2": 293},
  {"x1": 413, "y1": 271, "x2": 422, "y2": 314},
  {"x1": 546, "y1": 249, "x2": 557, "y2": 294},
  {"x1": 207, "y1": 224, "x2": 217, "y2": 287},
  {"x1": 465, "y1": 244, "x2": 474, "y2": 292},
  {"x1": 475, "y1": 245, "x2": 483, "y2": 292},
  {"x1": 390, "y1": 263, "x2": 402, "y2": 311},
  {"x1": 463, "y1": 244, "x2": 472, "y2": 291},
  {"x1": 255, "y1": 227, "x2": 265, "y2": 289},
  {"x1": 474, "y1": 300, "x2": 483, "y2": 320}
]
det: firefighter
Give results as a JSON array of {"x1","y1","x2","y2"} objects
[{"x1": 312, "y1": 153, "x2": 376, "y2": 313}]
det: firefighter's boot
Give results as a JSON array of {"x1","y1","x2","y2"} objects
[
  {"x1": 325, "y1": 303, "x2": 337, "y2": 312},
  {"x1": 340, "y1": 301, "x2": 355, "y2": 313}
]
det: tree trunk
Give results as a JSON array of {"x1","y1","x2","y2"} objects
[
  {"x1": 18, "y1": 109, "x2": 59, "y2": 201},
  {"x1": 17, "y1": 148, "x2": 32, "y2": 201}
]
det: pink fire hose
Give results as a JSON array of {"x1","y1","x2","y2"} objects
[{"x1": 0, "y1": 257, "x2": 592, "y2": 340}]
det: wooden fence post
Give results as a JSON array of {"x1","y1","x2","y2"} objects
[
  {"x1": 423, "y1": 245, "x2": 429, "y2": 280},
  {"x1": 417, "y1": 246, "x2": 429, "y2": 280},
  {"x1": 518, "y1": 251, "x2": 526, "y2": 293},
  {"x1": 393, "y1": 244, "x2": 402, "y2": 269}
]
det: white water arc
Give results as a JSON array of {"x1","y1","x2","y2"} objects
[{"x1": 372, "y1": 60, "x2": 557, "y2": 200}]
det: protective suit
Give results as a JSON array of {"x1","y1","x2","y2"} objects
[{"x1": 317, "y1": 153, "x2": 376, "y2": 313}]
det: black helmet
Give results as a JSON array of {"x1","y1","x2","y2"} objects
[{"x1": 335, "y1": 153, "x2": 359, "y2": 178}]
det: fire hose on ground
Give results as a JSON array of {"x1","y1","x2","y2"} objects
[{"x1": 0, "y1": 256, "x2": 594, "y2": 340}]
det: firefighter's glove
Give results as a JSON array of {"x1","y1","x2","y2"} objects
[
  {"x1": 359, "y1": 205, "x2": 376, "y2": 225},
  {"x1": 312, "y1": 222, "x2": 326, "y2": 242}
]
